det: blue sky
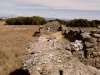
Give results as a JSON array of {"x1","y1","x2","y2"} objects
[{"x1": 0, "y1": 0, "x2": 100, "y2": 20}]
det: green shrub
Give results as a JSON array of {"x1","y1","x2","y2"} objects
[
  {"x1": 6, "y1": 16, "x2": 47, "y2": 25},
  {"x1": 6, "y1": 16, "x2": 100, "y2": 27},
  {"x1": 68, "y1": 19, "x2": 100, "y2": 27}
]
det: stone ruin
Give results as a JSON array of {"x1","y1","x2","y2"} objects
[
  {"x1": 22, "y1": 22, "x2": 100, "y2": 75},
  {"x1": 22, "y1": 35, "x2": 100, "y2": 75},
  {"x1": 61, "y1": 26, "x2": 100, "y2": 69},
  {"x1": 43, "y1": 21, "x2": 61, "y2": 32},
  {"x1": 33, "y1": 21, "x2": 61, "y2": 36}
]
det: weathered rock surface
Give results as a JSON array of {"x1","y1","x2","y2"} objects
[
  {"x1": 70, "y1": 40, "x2": 83, "y2": 51},
  {"x1": 62, "y1": 27, "x2": 100, "y2": 69},
  {"x1": 22, "y1": 25, "x2": 100, "y2": 75},
  {"x1": 43, "y1": 21, "x2": 61, "y2": 32},
  {"x1": 97, "y1": 26, "x2": 100, "y2": 29},
  {"x1": 22, "y1": 35, "x2": 100, "y2": 75}
]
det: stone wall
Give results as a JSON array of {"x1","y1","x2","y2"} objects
[
  {"x1": 82, "y1": 29, "x2": 100, "y2": 69},
  {"x1": 22, "y1": 25, "x2": 100, "y2": 75},
  {"x1": 22, "y1": 35, "x2": 100, "y2": 75},
  {"x1": 62, "y1": 27, "x2": 100, "y2": 69}
]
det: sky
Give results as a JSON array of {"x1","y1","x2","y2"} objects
[{"x1": 0, "y1": 0, "x2": 100, "y2": 20}]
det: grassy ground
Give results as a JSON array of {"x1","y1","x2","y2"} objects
[{"x1": 0, "y1": 21, "x2": 39, "y2": 75}]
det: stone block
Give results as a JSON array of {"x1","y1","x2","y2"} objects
[
  {"x1": 83, "y1": 58, "x2": 96, "y2": 67},
  {"x1": 95, "y1": 57, "x2": 100, "y2": 69},
  {"x1": 87, "y1": 49, "x2": 94, "y2": 58},
  {"x1": 92, "y1": 33, "x2": 100, "y2": 38},
  {"x1": 72, "y1": 51, "x2": 84, "y2": 59},
  {"x1": 93, "y1": 52, "x2": 99, "y2": 57},
  {"x1": 85, "y1": 42, "x2": 97, "y2": 48}
]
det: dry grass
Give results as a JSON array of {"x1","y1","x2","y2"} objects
[{"x1": 0, "y1": 21, "x2": 39, "y2": 75}]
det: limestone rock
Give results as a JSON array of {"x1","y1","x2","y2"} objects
[
  {"x1": 70, "y1": 40, "x2": 83, "y2": 51},
  {"x1": 92, "y1": 33, "x2": 100, "y2": 38},
  {"x1": 97, "y1": 26, "x2": 100, "y2": 29},
  {"x1": 95, "y1": 58, "x2": 100, "y2": 69},
  {"x1": 81, "y1": 33, "x2": 91, "y2": 39},
  {"x1": 72, "y1": 51, "x2": 84, "y2": 59},
  {"x1": 85, "y1": 42, "x2": 97, "y2": 48},
  {"x1": 43, "y1": 21, "x2": 61, "y2": 32}
]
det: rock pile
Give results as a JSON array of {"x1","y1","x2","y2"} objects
[
  {"x1": 43, "y1": 21, "x2": 61, "y2": 32},
  {"x1": 82, "y1": 29, "x2": 100, "y2": 69},
  {"x1": 62, "y1": 27, "x2": 100, "y2": 69},
  {"x1": 22, "y1": 35, "x2": 100, "y2": 75},
  {"x1": 33, "y1": 21, "x2": 61, "y2": 37},
  {"x1": 21, "y1": 25, "x2": 100, "y2": 75}
]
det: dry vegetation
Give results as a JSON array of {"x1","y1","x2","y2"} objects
[{"x1": 0, "y1": 21, "x2": 39, "y2": 75}]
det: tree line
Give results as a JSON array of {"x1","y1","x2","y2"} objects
[
  {"x1": 67, "y1": 19, "x2": 100, "y2": 27},
  {"x1": 6, "y1": 16, "x2": 47, "y2": 25},
  {"x1": 50, "y1": 19, "x2": 100, "y2": 27},
  {"x1": 6, "y1": 16, "x2": 100, "y2": 27}
]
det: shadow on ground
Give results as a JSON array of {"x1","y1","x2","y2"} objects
[{"x1": 9, "y1": 68, "x2": 30, "y2": 75}]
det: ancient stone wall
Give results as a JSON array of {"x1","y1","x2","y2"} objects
[
  {"x1": 62, "y1": 27, "x2": 100, "y2": 69},
  {"x1": 22, "y1": 35, "x2": 100, "y2": 75},
  {"x1": 22, "y1": 25, "x2": 100, "y2": 75}
]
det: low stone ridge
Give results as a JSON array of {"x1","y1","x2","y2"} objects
[
  {"x1": 22, "y1": 35, "x2": 100, "y2": 75},
  {"x1": 61, "y1": 27, "x2": 100, "y2": 69},
  {"x1": 22, "y1": 25, "x2": 100, "y2": 75}
]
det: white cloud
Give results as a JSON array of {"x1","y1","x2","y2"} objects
[
  {"x1": 49, "y1": 12, "x2": 58, "y2": 18},
  {"x1": 0, "y1": 3, "x2": 15, "y2": 6},
  {"x1": 0, "y1": 0, "x2": 100, "y2": 10},
  {"x1": 18, "y1": 6, "x2": 50, "y2": 9},
  {"x1": 18, "y1": 0, "x2": 100, "y2": 10},
  {"x1": 50, "y1": 12, "x2": 56, "y2": 15}
]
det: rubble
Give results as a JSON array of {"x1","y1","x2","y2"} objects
[
  {"x1": 62, "y1": 27, "x2": 100, "y2": 69},
  {"x1": 22, "y1": 34, "x2": 100, "y2": 75},
  {"x1": 22, "y1": 25, "x2": 100, "y2": 75}
]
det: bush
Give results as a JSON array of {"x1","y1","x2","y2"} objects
[
  {"x1": 68, "y1": 19, "x2": 100, "y2": 27},
  {"x1": 6, "y1": 16, "x2": 47, "y2": 25},
  {"x1": 6, "y1": 16, "x2": 100, "y2": 27}
]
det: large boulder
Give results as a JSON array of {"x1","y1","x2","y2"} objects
[
  {"x1": 70, "y1": 40, "x2": 83, "y2": 51},
  {"x1": 43, "y1": 21, "x2": 61, "y2": 32},
  {"x1": 81, "y1": 33, "x2": 94, "y2": 42}
]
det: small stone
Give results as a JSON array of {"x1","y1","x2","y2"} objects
[
  {"x1": 97, "y1": 26, "x2": 100, "y2": 29},
  {"x1": 92, "y1": 33, "x2": 100, "y2": 38},
  {"x1": 93, "y1": 52, "x2": 99, "y2": 57},
  {"x1": 85, "y1": 42, "x2": 97, "y2": 48},
  {"x1": 97, "y1": 38, "x2": 100, "y2": 42},
  {"x1": 95, "y1": 58, "x2": 100, "y2": 69}
]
